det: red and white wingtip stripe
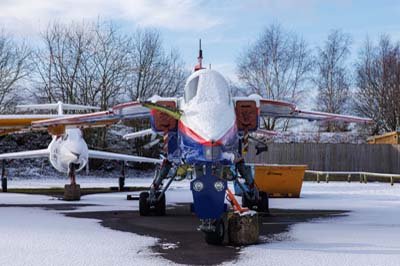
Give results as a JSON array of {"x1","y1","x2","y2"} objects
[{"x1": 297, "y1": 110, "x2": 373, "y2": 124}]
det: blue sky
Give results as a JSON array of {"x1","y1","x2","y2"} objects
[{"x1": 1, "y1": 0, "x2": 400, "y2": 80}]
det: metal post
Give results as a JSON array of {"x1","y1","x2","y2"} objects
[
  {"x1": 317, "y1": 173, "x2": 320, "y2": 183},
  {"x1": 347, "y1": 174, "x2": 351, "y2": 183},
  {"x1": 359, "y1": 174, "x2": 363, "y2": 183},
  {"x1": 364, "y1": 174, "x2": 367, "y2": 184},
  {"x1": 325, "y1": 174, "x2": 329, "y2": 183},
  {"x1": 391, "y1": 176, "x2": 394, "y2": 186}
]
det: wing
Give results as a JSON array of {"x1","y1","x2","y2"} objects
[
  {"x1": 256, "y1": 98, "x2": 372, "y2": 123},
  {"x1": 88, "y1": 150, "x2": 162, "y2": 164},
  {"x1": 0, "y1": 149, "x2": 50, "y2": 160},
  {"x1": 0, "y1": 114, "x2": 62, "y2": 135},
  {"x1": 32, "y1": 101, "x2": 152, "y2": 129},
  {"x1": 31, "y1": 111, "x2": 120, "y2": 128},
  {"x1": 32, "y1": 98, "x2": 180, "y2": 129}
]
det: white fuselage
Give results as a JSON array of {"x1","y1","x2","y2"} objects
[
  {"x1": 48, "y1": 128, "x2": 89, "y2": 173},
  {"x1": 180, "y1": 69, "x2": 236, "y2": 143}
]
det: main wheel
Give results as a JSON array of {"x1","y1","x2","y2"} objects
[
  {"x1": 154, "y1": 191, "x2": 166, "y2": 216},
  {"x1": 139, "y1": 192, "x2": 150, "y2": 216},
  {"x1": 242, "y1": 193, "x2": 252, "y2": 208},
  {"x1": 257, "y1": 192, "x2": 269, "y2": 214},
  {"x1": 205, "y1": 219, "x2": 225, "y2": 245}
]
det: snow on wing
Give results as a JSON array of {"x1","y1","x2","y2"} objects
[
  {"x1": 31, "y1": 101, "x2": 153, "y2": 128},
  {"x1": 31, "y1": 111, "x2": 120, "y2": 128},
  {"x1": 0, "y1": 149, "x2": 50, "y2": 160},
  {"x1": 259, "y1": 99, "x2": 372, "y2": 123},
  {"x1": 88, "y1": 150, "x2": 162, "y2": 164},
  {"x1": 112, "y1": 101, "x2": 151, "y2": 119}
]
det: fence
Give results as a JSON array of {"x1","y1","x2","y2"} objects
[
  {"x1": 306, "y1": 170, "x2": 400, "y2": 185},
  {"x1": 245, "y1": 143, "x2": 400, "y2": 174}
]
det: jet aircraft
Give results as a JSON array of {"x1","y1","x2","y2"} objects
[{"x1": 2, "y1": 45, "x2": 372, "y2": 244}]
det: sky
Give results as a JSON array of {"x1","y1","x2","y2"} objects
[{"x1": 0, "y1": 0, "x2": 400, "y2": 80}]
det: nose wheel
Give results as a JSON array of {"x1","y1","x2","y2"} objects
[{"x1": 204, "y1": 219, "x2": 225, "y2": 245}]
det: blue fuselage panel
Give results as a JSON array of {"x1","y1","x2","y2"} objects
[{"x1": 191, "y1": 165, "x2": 227, "y2": 219}]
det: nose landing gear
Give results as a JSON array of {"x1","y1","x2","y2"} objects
[
  {"x1": 64, "y1": 163, "x2": 81, "y2": 201},
  {"x1": 202, "y1": 219, "x2": 225, "y2": 245}
]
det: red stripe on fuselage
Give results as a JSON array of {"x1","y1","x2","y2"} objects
[{"x1": 178, "y1": 120, "x2": 236, "y2": 147}]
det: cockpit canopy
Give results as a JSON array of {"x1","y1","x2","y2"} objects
[{"x1": 183, "y1": 69, "x2": 231, "y2": 105}]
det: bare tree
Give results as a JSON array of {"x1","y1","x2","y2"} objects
[
  {"x1": 354, "y1": 35, "x2": 400, "y2": 134},
  {"x1": 89, "y1": 21, "x2": 132, "y2": 110},
  {"x1": 237, "y1": 23, "x2": 313, "y2": 130},
  {"x1": 129, "y1": 29, "x2": 187, "y2": 100},
  {"x1": 0, "y1": 31, "x2": 31, "y2": 113},
  {"x1": 33, "y1": 21, "x2": 136, "y2": 111},
  {"x1": 314, "y1": 30, "x2": 352, "y2": 132},
  {"x1": 33, "y1": 22, "x2": 93, "y2": 105}
]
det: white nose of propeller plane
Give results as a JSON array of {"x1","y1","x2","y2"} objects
[{"x1": 50, "y1": 129, "x2": 89, "y2": 173}]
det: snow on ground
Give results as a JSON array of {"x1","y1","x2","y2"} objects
[
  {"x1": 230, "y1": 182, "x2": 400, "y2": 266},
  {"x1": 7, "y1": 176, "x2": 153, "y2": 189},
  {"x1": 1, "y1": 180, "x2": 400, "y2": 265},
  {"x1": 0, "y1": 207, "x2": 175, "y2": 266}
]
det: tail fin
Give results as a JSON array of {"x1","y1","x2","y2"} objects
[{"x1": 16, "y1": 101, "x2": 100, "y2": 115}]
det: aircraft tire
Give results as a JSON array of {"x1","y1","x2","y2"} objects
[
  {"x1": 257, "y1": 192, "x2": 269, "y2": 214},
  {"x1": 241, "y1": 194, "x2": 251, "y2": 208},
  {"x1": 154, "y1": 191, "x2": 166, "y2": 216},
  {"x1": 139, "y1": 192, "x2": 150, "y2": 216},
  {"x1": 205, "y1": 219, "x2": 225, "y2": 245}
]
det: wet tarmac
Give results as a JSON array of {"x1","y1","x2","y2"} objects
[{"x1": 66, "y1": 204, "x2": 346, "y2": 265}]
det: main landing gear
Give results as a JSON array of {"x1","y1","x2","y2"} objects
[
  {"x1": 235, "y1": 159, "x2": 270, "y2": 215},
  {"x1": 1, "y1": 160, "x2": 7, "y2": 192},
  {"x1": 139, "y1": 160, "x2": 174, "y2": 216}
]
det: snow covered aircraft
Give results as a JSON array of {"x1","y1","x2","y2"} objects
[
  {"x1": 0, "y1": 102, "x2": 161, "y2": 193},
  {"x1": 26, "y1": 46, "x2": 372, "y2": 244}
]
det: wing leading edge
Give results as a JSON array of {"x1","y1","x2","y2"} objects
[
  {"x1": 0, "y1": 149, "x2": 50, "y2": 160},
  {"x1": 88, "y1": 150, "x2": 162, "y2": 164},
  {"x1": 257, "y1": 98, "x2": 372, "y2": 123}
]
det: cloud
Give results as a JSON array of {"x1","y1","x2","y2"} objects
[{"x1": 0, "y1": 0, "x2": 221, "y2": 36}]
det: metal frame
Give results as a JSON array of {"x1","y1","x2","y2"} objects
[{"x1": 306, "y1": 170, "x2": 400, "y2": 186}]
